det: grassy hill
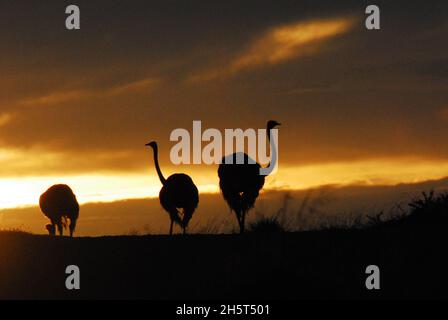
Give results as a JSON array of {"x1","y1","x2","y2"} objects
[{"x1": 1, "y1": 191, "x2": 447, "y2": 299}]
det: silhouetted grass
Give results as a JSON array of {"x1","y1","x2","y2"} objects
[
  {"x1": 375, "y1": 190, "x2": 448, "y2": 227},
  {"x1": 249, "y1": 216, "x2": 285, "y2": 233},
  {"x1": 408, "y1": 191, "x2": 448, "y2": 219},
  {"x1": 0, "y1": 227, "x2": 29, "y2": 235},
  {"x1": 1, "y1": 189, "x2": 448, "y2": 299}
]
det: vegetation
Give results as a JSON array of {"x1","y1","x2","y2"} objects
[
  {"x1": 249, "y1": 216, "x2": 285, "y2": 233},
  {"x1": 0, "y1": 190, "x2": 447, "y2": 299},
  {"x1": 408, "y1": 191, "x2": 448, "y2": 221}
]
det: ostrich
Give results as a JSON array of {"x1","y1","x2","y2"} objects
[
  {"x1": 145, "y1": 141, "x2": 199, "y2": 235},
  {"x1": 218, "y1": 120, "x2": 281, "y2": 233},
  {"x1": 39, "y1": 184, "x2": 79, "y2": 237}
]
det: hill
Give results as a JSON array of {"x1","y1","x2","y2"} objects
[
  {"x1": 0, "y1": 219, "x2": 447, "y2": 299},
  {"x1": 1, "y1": 190, "x2": 448, "y2": 299}
]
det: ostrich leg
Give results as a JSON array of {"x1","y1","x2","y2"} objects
[
  {"x1": 46, "y1": 223, "x2": 56, "y2": 236},
  {"x1": 57, "y1": 222, "x2": 63, "y2": 236},
  {"x1": 169, "y1": 219, "x2": 174, "y2": 236},
  {"x1": 69, "y1": 220, "x2": 76, "y2": 237},
  {"x1": 235, "y1": 209, "x2": 244, "y2": 234},
  {"x1": 241, "y1": 212, "x2": 246, "y2": 234}
]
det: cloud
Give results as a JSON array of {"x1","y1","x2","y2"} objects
[
  {"x1": 19, "y1": 78, "x2": 160, "y2": 107},
  {"x1": 0, "y1": 147, "x2": 150, "y2": 177},
  {"x1": 189, "y1": 17, "x2": 355, "y2": 82},
  {"x1": 0, "y1": 2, "x2": 447, "y2": 187},
  {"x1": 105, "y1": 78, "x2": 160, "y2": 96},
  {"x1": 437, "y1": 107, "x2": 448, "y2": 120},
  {"x1": 0, "y1": 113, "x2": 13, "y2": 127}
]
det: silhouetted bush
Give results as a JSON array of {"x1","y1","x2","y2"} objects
[
  {"x1": 0, "y1": 228, "x2": 28, "y2": 234},
  {"x1": 410, "y1": 191, "x2": 446, "y2": 213},
  {"x1": 366, "y1": 211, "x2": 385, "y2": 227},
  {"x1": 406, "y1": 191, "x2": 448, "y2": 223},
  {"x1": 371, "y1": 190, "x2": 448, "y2": 229},
  {"x1": 249, "y1": 216, "x2": 285, "y2": 233}
]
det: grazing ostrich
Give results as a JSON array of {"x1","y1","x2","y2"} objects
[
  {"x1": 145, "y1": 141, "x2": 199, "y2": 235},
  {"x1": 218, "y1": 120, "x2": 281, "y2": 233},
  {"x1": 39, "y1": 184, "x2": 79, "y2": 237}
]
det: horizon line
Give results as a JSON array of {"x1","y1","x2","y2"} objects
[{"x1": 2, "y1": 176, "x2": 448, "y2": 212}]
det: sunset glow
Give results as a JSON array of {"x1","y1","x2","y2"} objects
[{"x1": 2, "y1": 158, "x2": 448, "y2": 209}]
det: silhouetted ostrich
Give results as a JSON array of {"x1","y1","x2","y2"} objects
[
  {"x1": 218, "y1": 120, "x2": 281, "y2": 233},
  {"x1": 39, "y1": 184, "x2": 79, "y2": 237},
  {"x1": 146, "y1": 141, "x2": 199, "y2": 235}
]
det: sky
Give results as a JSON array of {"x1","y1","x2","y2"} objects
[{"x1": 0, "y1": 1, "x2": 448, "y2": 232}]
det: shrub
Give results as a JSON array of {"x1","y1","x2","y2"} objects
[
  {"x1": 407, "y1": 191, "x2": 448, "y2": 224},
  {"x1": 249, "y1": 216, "x2": 285, "y2": 233}
]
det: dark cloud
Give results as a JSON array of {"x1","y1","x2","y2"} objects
[{"x1": 0, "y1": 0, "x2": 447, "y2": 176}]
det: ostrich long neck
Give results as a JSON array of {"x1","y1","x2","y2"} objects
[
  {"x1": 265, "y1": 124, "x2": 277, "y2": 172},
  {"x1": 152, "y1": 146, "x2": 167, "y2": 185}
]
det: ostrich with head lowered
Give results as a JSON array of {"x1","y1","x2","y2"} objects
[
  {"x1": 218, "y1": 120, "x2": 280, "y2": 233},
  {"x1": 39, "y1": 184, "x2": 79, "y2": 237},
  {"x1": 146, "y1": 141, "x2": 199, "y2": 235}
]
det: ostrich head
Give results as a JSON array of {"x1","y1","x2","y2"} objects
[
  {"x1": 267, "y1": 120, "x2": 281, "y2": 130},
  {"x1": 46, "y1": 224, "x2": 56, "y2": 236},
  {"x1": 145, "y1": 141, "x2": 157, "y2": 149}
]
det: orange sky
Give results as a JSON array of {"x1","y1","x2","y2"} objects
[{"x1": 1, "y1": 1, "x2": 448, "y2": 213}]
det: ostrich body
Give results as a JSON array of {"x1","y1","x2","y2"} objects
[
  {"x1": 39, "y1": 184, "x2": 79, "y2": 237},
  {"x1": 218, "y1": 120, "x2": 280, "y2": 233},
  {"x1": 146, "y1": 141, "x2": 199, "y2": 235}
]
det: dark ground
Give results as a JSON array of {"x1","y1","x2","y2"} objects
[{"x1": 0, "y1": 218, "x2": 447, "y2": 300}]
